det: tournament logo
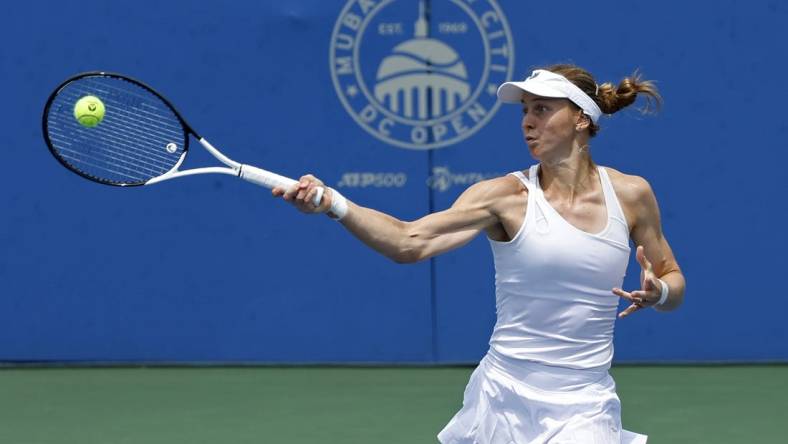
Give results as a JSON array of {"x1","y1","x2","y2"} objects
[{"x1": 330, "y1": 0, "x2": 515, "y2": 150}]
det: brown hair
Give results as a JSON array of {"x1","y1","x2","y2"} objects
[{"x1": 541, "y1": 63, "x2": 663, "y2": 137}]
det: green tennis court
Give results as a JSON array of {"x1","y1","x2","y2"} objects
[{"x1": 2, "y1": 365, "x2": 785, "y2": 443}]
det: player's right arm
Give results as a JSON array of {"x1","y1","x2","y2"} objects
[{"x1": 273, "y1": 175, "x2": 517, "y2": 263}]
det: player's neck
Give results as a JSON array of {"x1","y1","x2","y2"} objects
[{"x1": 538, "y1": 149, "x2": 596, "y2": 200}]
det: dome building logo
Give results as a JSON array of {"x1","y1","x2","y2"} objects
[{"x1": 330, "y1": 0, "x2": 514, "y2": 150}]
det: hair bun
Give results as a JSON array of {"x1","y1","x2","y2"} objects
[{"x1": 598, "y1": 72, "x2": 662, "y2": 115}]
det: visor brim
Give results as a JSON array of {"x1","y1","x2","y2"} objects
[{"x1": 497, "y1": 81, "x2": 569, "y2": 103}]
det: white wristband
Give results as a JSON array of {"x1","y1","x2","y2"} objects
[
  {"x1": 656, "y1": 278, "x2": 669, "y2": 306},
  {"x1": 327, "y1": 188, "x2": 348, "y2": 221}
]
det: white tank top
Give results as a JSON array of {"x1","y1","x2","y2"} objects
[{"x1": 488, "y1": 164, "x2": 631, "y2": 370}]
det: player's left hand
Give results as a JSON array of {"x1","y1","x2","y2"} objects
[{"x1": 612, "y1": 245, "x2": 664, "y2": 318}]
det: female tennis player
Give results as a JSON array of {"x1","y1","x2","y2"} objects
[{"x1": 273, "y1": 63, "x2": 685, "y2": 444}]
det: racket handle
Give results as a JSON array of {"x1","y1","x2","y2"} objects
[{"x1": 239, "y1": 164, "x2": 324, "y2": 206}]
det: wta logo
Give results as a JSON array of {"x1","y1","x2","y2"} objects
[{"x1": 330, "y1": 0, "x2": 514, "y2": 150}]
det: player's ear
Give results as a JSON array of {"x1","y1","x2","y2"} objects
[{"x1": 575, "y1": 112, "x2": 590, "y2": 131}]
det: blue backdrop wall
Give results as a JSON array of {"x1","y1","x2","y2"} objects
[{"x1": 1, "y1": 0, "x2": 785, "y2": 364}]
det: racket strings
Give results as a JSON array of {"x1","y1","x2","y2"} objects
[
  {"x1": 46, "y1": 76, "x2": 186, "y2": 185},
  {"x1": 55, "y1": 91, "x2": 182, "y2": 160},
  {"x1": 51, "y1": 80, "x2": 182, "y2": 169},
  {"x1": 49, "y1": 120, "x2": 175, "y2": 173},
  {"x1": 48, "y1": 141, "x2": 167, "y2": 180},
  {"x1": 48, "y1": 100, "x2": 179, "y2": 175},
  {"x1": 47, "y1": 110, "x2": 175, "y2": 175},
  {"x1": 47, "y1": 105, "x2": 180, "y2": 180}
]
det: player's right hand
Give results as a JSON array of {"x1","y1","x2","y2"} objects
[{"x1": 272, "y1": 174, "x2": 333, "y2": 214}]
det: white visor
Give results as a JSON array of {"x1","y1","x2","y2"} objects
[{"x1": 497, "y1": 69, "x2": 603, "y2": 124}]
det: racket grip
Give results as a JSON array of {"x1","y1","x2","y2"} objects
[{"x1": 239, "y1": 164, "x2": 323, "y2": 206}]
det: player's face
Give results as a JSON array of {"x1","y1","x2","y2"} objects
[{"x1": 520, "y1": 94, "x2": 581, "y2": 160}]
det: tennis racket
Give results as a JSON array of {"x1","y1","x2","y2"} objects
[{"x1": 42, "y1": 71, "x2": 323, "y2": 204}]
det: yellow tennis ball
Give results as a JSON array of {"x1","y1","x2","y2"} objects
[{"x1": 74, "y1": 95, "x2": 105, "y2": 128}]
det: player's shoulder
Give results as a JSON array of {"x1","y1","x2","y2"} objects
[
  {"x1": 473, "y1": 172, "x2": 529, "y2": 197},
  {"x1": 456, "y1": 172, "x2": 527, "y2": 207},
  {"x1": 602, "y1": 166, "x2": 654, "y2": 206}
]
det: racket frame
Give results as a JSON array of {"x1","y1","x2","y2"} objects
[{"x1": 43, "y1": 71, "x2": 195, "y2": 187}]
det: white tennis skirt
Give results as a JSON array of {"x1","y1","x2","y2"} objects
[{"x1": 438, "y1": 350, "x2": 647, "y2": 444}]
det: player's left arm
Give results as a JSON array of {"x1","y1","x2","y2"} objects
[{"x1": 616, "y1": 174, "x2": 686, "y2": 314}]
